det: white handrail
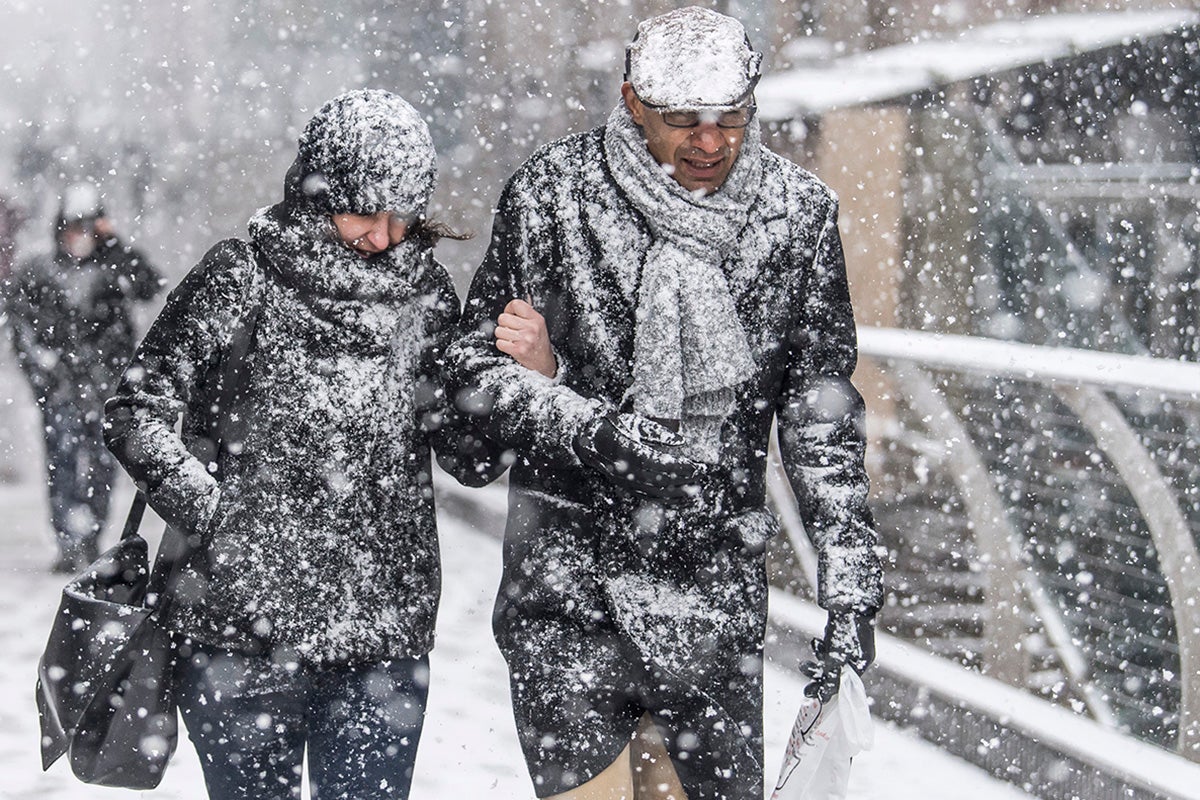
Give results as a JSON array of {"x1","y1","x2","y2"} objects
[
  {"x1": 856, "y1": 326, "x2": 1200, "y2": 398},
  {"x1": 860, "y1": 324, "x2": 1200, "y2": 761}
]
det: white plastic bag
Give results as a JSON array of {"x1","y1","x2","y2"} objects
[{"x1": 771, "y1": 668, "x2": 874, "y2": 799}]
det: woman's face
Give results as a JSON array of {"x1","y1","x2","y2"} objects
[{"x1": 331, "y1": 212, "x2": 410, "y2": 258}]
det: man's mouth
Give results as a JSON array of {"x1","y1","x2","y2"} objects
[{"x1": 681, "y1": 155, "x2": 724, "y2": 176}]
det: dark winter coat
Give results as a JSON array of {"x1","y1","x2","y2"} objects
[
  {"x1": 5, "y1": 234, "x2": 161, "y2": 407},
  {"x1": 448, "y1": 127, "x2": 884, "y2": 676},
  {"x1": 0, "y1": 195, "x2": 21, "y2": 280},
  {"x1": 105, "y1": 192, "x2": 500, "y2": 666}
]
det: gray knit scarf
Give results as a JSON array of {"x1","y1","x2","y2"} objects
[{"x1": 603, "y1": 103, "x2": 760, "y2": 462}]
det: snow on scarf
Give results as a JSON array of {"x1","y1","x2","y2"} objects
[
  {"x1": 249, "y1": 201, "x2": 428, "y2": 353},
  {"x1": 205, "y1": 204, "x2": 438, "y2": 662},
  {"x1": 603, "y1": 102, "x2": 760, "y2": 462},
  {"x1": 245, "y1": 200, "x2": 436, "y2": 505}
]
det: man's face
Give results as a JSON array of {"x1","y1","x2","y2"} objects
[
  {"x1": 62, "y1": 222, "x2": 97, "y2": 260},
  {"x1": 621, "y1": 83, "x2": 746, "y2": 196}
]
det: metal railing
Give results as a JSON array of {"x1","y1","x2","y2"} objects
[{"x1": 842, "y1": 326, "x2": 1200, "y2": 781}]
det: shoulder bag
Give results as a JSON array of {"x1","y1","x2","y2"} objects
[{"x1": 35, "y1": 250, "x2": 264, "y2": 788}]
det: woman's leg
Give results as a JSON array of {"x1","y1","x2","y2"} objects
[
  {"x1": 176, "y1": 644, "x2": 309, "y2": 800},
  {"x1": 78, "y1": 405, "x2": 114, "y2": 552},
  {"x1": 40, "y1": 401, "x2": 85, "y2": 568},
  {"x1": 306, "y1": 655, "x2": 430, "y2": 800}
]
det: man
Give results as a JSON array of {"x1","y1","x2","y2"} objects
[
  {"x1": 0, "y1": 193, "x2": 23, "y2": 281},
  {"x1": 448, "y1": 7, "x2": 883, "y2": 799},
  {"x1": 6, "y1": 181, "x2": 162, "y2": 571}
]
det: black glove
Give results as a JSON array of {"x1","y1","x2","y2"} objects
[
  {"x1": 800, "y1": 611, "x2": 876, "y2": 703},
  {"x1": 572, "y1": 412, "x2": 705, "y2": 503}
]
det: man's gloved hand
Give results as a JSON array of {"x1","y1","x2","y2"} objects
[
  {"x1": 572, "y1": 412, "x2": 705, "y2": 504},
  {"x1": 800, "y1": 611, "x2": 876, "y2": 703}
]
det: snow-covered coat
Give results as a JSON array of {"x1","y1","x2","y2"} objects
[
  {"x1": 5, "y1": 232, "x2": 161, "y2": 408},
  {"x1": 0, "y1": 194, "x2": 21, "y2": 280},
  {"x1": 448, "y1": 126, "x2": 884, "y2": 677},
  {"x1": 105, "y1": 175, "x2": 499, "y2": 666}
]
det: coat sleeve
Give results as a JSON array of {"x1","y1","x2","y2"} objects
[
  {"x1": 445, "y1": 176, "x2": 608, "y2": 469},
  {"x1": 776, "y1": 196, "x2": 884, "y2": 615},
  {"x1": 103, "y1": 239, "x2": 254, "y2": 540},
  {"x1": 3, "y1": 260, "x2": 57, "y2": 397},
  {"x1": 415, "y1": 262, "x2": 510, "y2": 487},
  {"x1": 111, "y1": 239, "x2": 165, "y2": 301}
]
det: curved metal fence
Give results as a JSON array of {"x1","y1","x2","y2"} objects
[{"x1": 849, "y1": 327, "x2": 1200, "y2": 761}]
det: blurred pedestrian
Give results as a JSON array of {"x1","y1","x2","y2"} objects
[
  {"x1": 0, "y1": 193, "x2": 23, "y2": 281},
  {"x1": 105, "y1": 89, "x2": 503, "y2": 800},
  {"x1": 448, "y1": 7, "x2": 883, "y2": 800},
  {"x1": 5, "y1": 181, "x2": 162, "y2": 572}
]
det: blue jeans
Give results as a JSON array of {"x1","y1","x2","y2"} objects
[
  {"x1": 176, "y1": 643, "x2": 429, "y2": 800},
  {"x1": 40, "y1": 397, "x2": 113, "y2": 561}
]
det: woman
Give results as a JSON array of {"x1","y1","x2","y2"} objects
[{"x1": 104, "y1": 89, "x2": 502, "y2": 800}]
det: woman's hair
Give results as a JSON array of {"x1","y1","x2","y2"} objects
[
  {"x1": 317, "y1": 211, "x2": 472, "y2": 250},
  {"x1": 407, "y1": 216, "x2": 472, "y2": 246}
]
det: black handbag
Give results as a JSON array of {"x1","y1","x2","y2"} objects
[
  {"x1": 36, "y1": 253, "x2": 264, "y2": 788},
  {"x1": 36, "y1": 493, "x2": 178, "y2": 788}
]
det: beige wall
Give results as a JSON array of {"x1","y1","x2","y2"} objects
[
  {"x1": 810, "y1": 108, "x2": 910, "y2": 446},
  {"x1": 813, "y1": 108, "x2": 909, "y2": 330}
]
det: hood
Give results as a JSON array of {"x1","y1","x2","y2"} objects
[{"x1": 289, "y1": 89, "x2": 437, "y2": 218}]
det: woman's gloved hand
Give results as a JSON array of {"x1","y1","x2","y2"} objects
[
  {"x1": 572, "y1": 412, "x2": 705, "y2": 503},
  {"x1": 800, "y1": 611, "x2": 876, "y2": 703}
]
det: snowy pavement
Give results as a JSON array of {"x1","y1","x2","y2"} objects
[{"x1": 0, "y1": 478, "x2": 1033, "y2": 799}]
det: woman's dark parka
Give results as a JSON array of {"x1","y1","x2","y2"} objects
[{"x1": 104, "y1": 97, "x2": 497, "y2": 667}]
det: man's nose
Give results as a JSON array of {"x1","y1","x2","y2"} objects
[{"x1": 689, "y1": 123, "x2": 726, "y2": 153}]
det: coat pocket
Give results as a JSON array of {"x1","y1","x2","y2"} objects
[{"x1": 601, "y1": 508, "x2": 772, "y2": 685}]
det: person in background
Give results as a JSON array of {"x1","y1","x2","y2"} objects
[
  {"x1": 5, "y1": 181, "x2": 162, "y2": 572},
  {"x1": 0, "y1": 193, "x2": 23, "y2": 281},
  {"x1": 449, "y1": 7, "x2": 883, "y2": 800},
  {"x1": 104, "y1": 89, "x2": 503, "y2": 800}
]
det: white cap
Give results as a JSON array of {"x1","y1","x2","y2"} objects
[
  {"x1": 624, "y1": 6, "x2": 761, "y2": 110},
  {"x1": 60, "y1": 181, "x2": 104, "y2": 223}
]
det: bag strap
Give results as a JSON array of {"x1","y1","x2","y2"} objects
[
  {"x1": 209, "y1": 247, "x2": 266, "y2": 473},
  {"x1": 119, "y1": 491, "x2": 148, "y2": 542}
]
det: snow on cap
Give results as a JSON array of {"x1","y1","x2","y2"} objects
[
  {"x1": 297, "y1": 89, "x2": 436, "y2": 217},
  {"x1": 625, "y1": 6, "x2": 762, "y2": 109},
  {"x1": 59, "y1": 181, "x2": 104, "y2": 223}
]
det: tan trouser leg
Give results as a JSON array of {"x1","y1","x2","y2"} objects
[
  {"x1": 543, "y1": 713, "x2": 689, "y2": 800},
  {"x1": 546, "y1": 744, "x2": 634, "y2": 800},
  {"x1": 630, "y1": 713, "x2": 688, "y2": 800}
]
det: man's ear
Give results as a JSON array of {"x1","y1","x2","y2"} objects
[{"x1": 620, "y1": 82, "x2": 645, "y2": 126}]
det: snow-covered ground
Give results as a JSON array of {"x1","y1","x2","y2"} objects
[{"x1": 0, "y1": 478, "x2": 1033, "y2": 799}]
